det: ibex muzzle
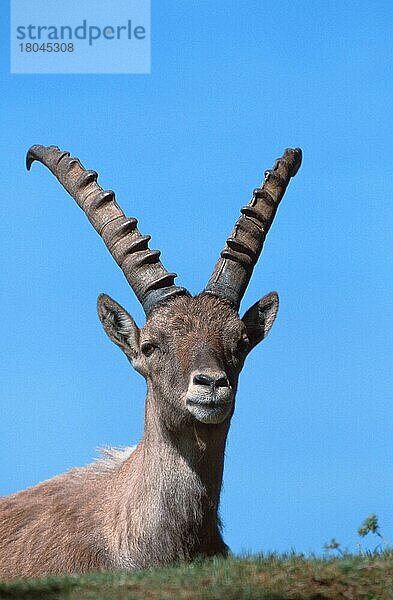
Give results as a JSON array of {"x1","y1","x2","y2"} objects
[
  {"x1": 0, "y1": 145, "x2": 302, "y2": 579},
  {"x1": 187, "y1": 350, "x2": 233, "y2": 424}
]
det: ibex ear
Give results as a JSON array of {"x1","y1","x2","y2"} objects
[
  {"x1": 241, "y1": 292, "x2": 279, "y2": 350},
  {"x1": 97, "y1": 294, "x2": 140, "y2": 360}
]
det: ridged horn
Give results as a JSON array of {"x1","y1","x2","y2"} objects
[
  {"x1": 26, "y1": 145, "x2": 189, "y2": 315},
  {"x1": 205, "y1": 148, "x2": 302, "y2": 308}
]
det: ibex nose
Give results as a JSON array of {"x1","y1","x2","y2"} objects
[{"x1": 193, "y1": 372, "x2": 229, "y2": 390}]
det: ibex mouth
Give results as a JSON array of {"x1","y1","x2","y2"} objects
[
  {"x1": 186, "y1": 401, "x2": 233, "y2": 424},
  {"x1": 186, "y1": 395, "x2": 233, "y2": 424}
]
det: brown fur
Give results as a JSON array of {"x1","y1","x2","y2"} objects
[{"x1": 0, "y1": 293, "x2": 278, "y2": 579}]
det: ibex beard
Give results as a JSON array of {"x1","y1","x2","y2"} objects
[{"x1": 0, "y1": 145, "x2": 301, "y2": 579}]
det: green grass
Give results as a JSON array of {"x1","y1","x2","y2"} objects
[{"x1": 1, "y1": 554, "x2": 393, "y2": 600}]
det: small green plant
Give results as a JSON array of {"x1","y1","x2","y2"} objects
[
  {"x1": 323, "y1": 538, "x2": 343, "y2": 555},
  {"x1": 357, "y1": 514, "x2": 391, "y2": 554},
  {"x1": 358, "y1": 513, "x2": 380, "y2": 537},
  {"x1": 323, "y1": 514, "x2": 392, "y2": 556}
]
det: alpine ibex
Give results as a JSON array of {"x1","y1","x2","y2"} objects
[{"x1": 0, "y1": 145, "x2": 302, "y2": 579}]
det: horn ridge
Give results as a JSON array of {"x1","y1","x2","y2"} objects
[
  {"x1": 204, "y1": 148, "x2": 302, "y2": 308},
  {"x1": 26, "y1": 145, "x2": 189, "y2": 314}
]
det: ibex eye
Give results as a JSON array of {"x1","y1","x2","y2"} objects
[
  {"x1": 141, "y1": 342, "x2": 156, "y2": 357},
  {"x1": 238, "y1": 336, "x2": 250, "y2": 353}
]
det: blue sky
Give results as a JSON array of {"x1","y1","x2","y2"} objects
[{"x1": 1, "y1": 1, "x2": 392, "y2": 556}]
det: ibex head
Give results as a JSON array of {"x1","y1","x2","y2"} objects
[
  {"x1": 97, "y1": 291, "x2": 278, "y2": 428},
  {"x1": 27, "y1": 145, "x2": 301, "y2": 432}
]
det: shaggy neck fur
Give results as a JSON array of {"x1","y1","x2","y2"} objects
[{"x1": 110, "y1": 387, "x2": 230, "y2": 569}]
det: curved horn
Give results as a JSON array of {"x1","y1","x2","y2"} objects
[
  {"x1": 26, "y1": 145, "x2": 189, "y2": 315},
  {"x1": 205, "y1": 148, "x2": 302, "y2": 308}
]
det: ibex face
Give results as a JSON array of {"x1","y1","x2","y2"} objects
[{"x1": 97, "y1": 291, "x2": 278, "y2": 428}]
